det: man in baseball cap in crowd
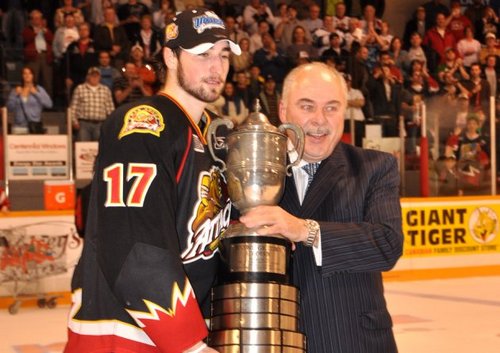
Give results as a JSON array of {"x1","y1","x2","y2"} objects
[{"x1": 64, "y1": 8, "x2": 239, "y2": 353}]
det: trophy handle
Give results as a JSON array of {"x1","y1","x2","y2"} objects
[
  {"x1": 279, "y1": 123, "x2": 305, "y2": 175},
  {"x1": 207, "y1": 118, "x2": 234, "y2": 172}
]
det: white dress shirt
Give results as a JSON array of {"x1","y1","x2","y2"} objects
[{"x1": 289, "y1": 148, "x2": 323, "y2": 265}]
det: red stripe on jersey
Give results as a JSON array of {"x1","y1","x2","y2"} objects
[
  {"x1": 128, "y1": 284, "x2": 208, "y2": 353},
  {"x1": 176, "y1": 128, "x2": 192, "y2": 183}
]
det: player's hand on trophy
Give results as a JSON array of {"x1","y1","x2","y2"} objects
[{"x1": 240, "y1": 205, "x2": 308, "y2": 243}]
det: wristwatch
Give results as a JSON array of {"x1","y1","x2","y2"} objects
[{"x1": 303, "y1": 219, "x2": 320, "y2": 247}]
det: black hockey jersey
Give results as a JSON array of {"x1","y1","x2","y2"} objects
[{"x1": 65, "y1": 93, "x2": 231, "y2": 353}]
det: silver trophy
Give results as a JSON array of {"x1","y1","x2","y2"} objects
[{"x1": 207, "y1": 101, "x2": 306, "y2": 352}]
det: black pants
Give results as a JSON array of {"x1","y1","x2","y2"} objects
[{"x1": 28, "y1": 121, "x2": 44, "y2": 134}]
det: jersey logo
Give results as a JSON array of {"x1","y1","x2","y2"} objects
[
  {"x1": 192, "y1": 11, "x2": 225, "y2": 34},
  {"x1": 182, "y1": 167, "x2": 231, "y2": 264},
  {"x1": 119, "y1": 105, "x2": 165, "y2": 139}
]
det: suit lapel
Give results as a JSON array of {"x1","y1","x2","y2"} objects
[
  {"x1": 281, "y1": 173, "x2": 301, "y2": 215},
  {"x1": 300, "y1": 144, "x2": 347, "y2": 218}
]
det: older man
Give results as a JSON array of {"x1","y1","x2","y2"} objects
[
  {"x1": 69, "y1": 67, "x2": 114, "y2": 141},
  {"x1": 240, "y1": 62, "x2": 403, "y2": 353}
]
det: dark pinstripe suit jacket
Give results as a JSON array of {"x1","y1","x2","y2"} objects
[{"x1": 281, "y1": 142, "x2": 403, "y2": 353}]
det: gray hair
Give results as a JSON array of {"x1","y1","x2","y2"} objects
[{"x1": 281, "y1": 62, "x2": 348, "y2": 108}]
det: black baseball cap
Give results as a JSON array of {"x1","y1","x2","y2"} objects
[{"x1": 164, "y1": 8, "x2": 241, "y2": 55}]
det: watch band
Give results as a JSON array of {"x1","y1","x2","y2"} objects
[{"x1": 303, "y1": 219, "x2": 320, "y2": 247}]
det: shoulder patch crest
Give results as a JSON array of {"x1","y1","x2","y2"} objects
[{"x1": 119, "y1": 105, "x2": 165, "y2": 139}]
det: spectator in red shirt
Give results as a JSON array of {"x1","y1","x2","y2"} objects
[
  {"x1": 446, "y1": 1, "x2": 473, "y2": 42},
  {"x1": 129, "y1": 44, "x2": 157, "y2": 95},
  {"x1": 22, "y1": 9, "x2": 54, "y2": 98},
  {"x1": 423, "y1": 12, "x2": 456, "y2": 71}
]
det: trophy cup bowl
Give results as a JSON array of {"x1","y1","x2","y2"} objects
[
  {"x1": 207, "y1": 101, "x2": 304, "y2": 282},
  {"x1": 210, "y1": 111, "x2": 304, "y2": 212}
]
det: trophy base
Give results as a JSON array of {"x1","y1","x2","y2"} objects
[
  {"x1": 212, "y1": 344, "x2": 305, "y2": 353},
  {"x1": 220, "y1": 223, "x2": 291, "y2": 284},
  {"x1": 209, "y1": 329, "x2": 305, "y2": 353},
  {"x1": 211, "y1": 226, "x2": 305, "y2": 352},
  {"x1": 209, "y1": 283, "x2": 306, "y2": 352}
]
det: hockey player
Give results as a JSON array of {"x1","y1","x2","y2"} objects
[{"x1": 64, "y1": 8, "x2": 241, "y2": 353}]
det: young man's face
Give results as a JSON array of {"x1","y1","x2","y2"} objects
[
  {"x1": 470, "y1": 65, "x2": 482, "y2": 78},
  {"x1": 104, "y1": 8, "x2": 116, "y2": 23},
  {"x1": 466, "y1": 118, "x2": 479, "y2": 133},
  {"x1": 416, "y1": 9, "x2": 425, "y2": 21},
  {"x1": 330, "y1": 35, "x2": 340, "y2": 47},
  {"x1": 65, "y1": 15, "x2": 76, "y2": 28},
  {"x1": 30, "y1": 11, "x2": 43, "y2": 27},
  {"x1": 336, "y1": 4, "x2": 346, "y2": 17},
  {"x1": 176, "y1": 41, "x2": 231, "y2": 103},
  {"x1": 141, "y1": 17, "x2": 152, "y2": 30},
  {"x1": 264, "y1": 79, "x2": 275, "y2": 92},
  {"x1": 445, "y1": 49, "x2": 456, "y2": 61},
  {"x1": 486, "y1": 56, "x2": 496, "y2": 68},
  {"x1": 288, "y1": 7, "x2": 297, "y2": 19},
  {"x1": 411, "y1": 33, "x2": 422, "y2": 47},
  {"x1": 79, "y1": 24, "x2": 90, "y2": 39},
  {"x1": 225, "y1": 17, "x2": 236, "y2": 30},
  {"x1": 99, "y1": 52, "x2": 111, "y2": 66},
  {"x1": 436, "y1": 14, "x2": 446, "y2": 28},
  {"x1": 309, "y1": 6, "x2": 320, "y2": 20}
]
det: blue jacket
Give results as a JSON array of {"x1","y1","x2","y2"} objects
[{"x1": 6, "y1": 85, "x2": 53, "y2": 126}]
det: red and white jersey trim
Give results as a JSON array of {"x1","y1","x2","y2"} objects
[{"x1": 68, "y1": 289, "x2": 156, "y2": 346}]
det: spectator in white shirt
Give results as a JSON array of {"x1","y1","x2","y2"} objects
[
  {"x1": 243, "y1": 0, "x2": 275, "y2": 35},
  {"x1": 403, "y1": 32, "x2": 428, "y2": 76},
  {"x1": 312, "y1": 15, "x2": 342, "y2": 55},
  {"x1": 272, "y1": 2, "x2": 289, "y2": 30},
  {"x1": 250, "y1": 20, "x2": 271, "y2": 54},
  {"x1": 456, "y1": 26, "x2": 482, "y2": 68},
  {"x1": 344, "y1": 73, "x2": 366, "y2": 147},
  {"x1": 53, "y1": 13, "x2": 80, "y2": 62},
  {"x1": 333, "y1": 1, "x2": 350, "y2": 33},
  {"x1": 484, "y1": 55, "x2": 498, "y2": 98}
]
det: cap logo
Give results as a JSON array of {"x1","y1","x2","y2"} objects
[
  {"x1": 192, "y1": 11, "x2": 225, "y2": 34},
  {"x1": 165, "y1": 23, "x2": 178, "y2": 42}
]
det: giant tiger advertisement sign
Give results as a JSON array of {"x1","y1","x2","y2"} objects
[{"x1": 392, "y1": 197, "x2": 500, "y2": 278}]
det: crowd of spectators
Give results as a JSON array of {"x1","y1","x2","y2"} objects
[{"x1": 0, "y1": 0, "x2": 499, "y2": 194}]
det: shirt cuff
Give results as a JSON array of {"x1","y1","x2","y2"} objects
[{"x1": 312, "y1": 230, "x2": 322, "y2": 266}]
